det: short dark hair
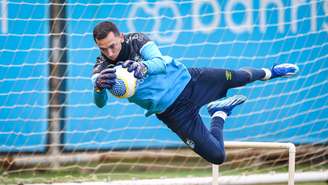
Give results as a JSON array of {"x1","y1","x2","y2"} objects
[{"x1": 93, "y1": 21, "x2": 120, "y2": 42}]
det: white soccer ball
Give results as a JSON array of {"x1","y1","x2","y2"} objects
[{"x1": 109, "y1": 65, "x2": 137, "y2": 98}]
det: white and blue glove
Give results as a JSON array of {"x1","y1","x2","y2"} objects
[
  {"x1": 122, "y1": 60, "x2": 148, "y2": 79},
  {"x1": 94, "y1": 68, "x2": 117, "y2": 91}
]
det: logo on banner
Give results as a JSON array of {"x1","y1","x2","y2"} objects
[
  {"x1": 127, "y1": 0, "x2": 182, "y2": 43},
  {"x1": 128, "y1": 0, "x2": 328, "y2": 43}
]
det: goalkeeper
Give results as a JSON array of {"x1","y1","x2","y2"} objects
[{"x1": 91, "y1": 21, "x2": 299, "y2": 164}]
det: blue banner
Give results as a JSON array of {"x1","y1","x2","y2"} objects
[
  {"x1": 1, "y1": 0, "x2": 327, "y2": 152},
  {"x1": 0, "y1": 1, "x2": 48, "y2": 152},
  {"x1": 65, "y1": 0, "x2": 328, "y2": 150}
]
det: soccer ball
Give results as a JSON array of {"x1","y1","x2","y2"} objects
[{"x1": 109, "y1": 65, "x2": 137, "y2": 98}]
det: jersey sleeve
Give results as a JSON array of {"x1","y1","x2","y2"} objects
[
  {"x1": 94, "y1": 88, "x2": 108, "y2": 108},
  {"x1": 129, "y1": 32, "x2": 151, "y2": 53},
  {"x1": 140, "y1": 41, "x2": 167, "y2": 75},
  {"x1": 92, "y1": 55, "x2": 110, "y2": 108},
  {"x1": 128, "y1": 33, "x2": 166, "y2": 75}
]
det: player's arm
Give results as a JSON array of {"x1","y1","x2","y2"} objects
[
  {"x1": 139, "y1": 40, "x2": 166, "y2": 75},
  {"x1": 92, "y1": 56, "x2": 116, "y2": 108},
  {"x1": 130, "y1": 33, "x2": 166, "y2": 75},
  {"x1": 93, "y1": 84, "x2": 108, "y2": 108}
]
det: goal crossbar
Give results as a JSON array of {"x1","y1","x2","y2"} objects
[{"x1": 212, "y1": 141, "x2": 296, "y2": 185}]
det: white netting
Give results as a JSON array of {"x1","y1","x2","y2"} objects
[{"x1": 0, "y1": 0, "x2": 327, "y2": 184}]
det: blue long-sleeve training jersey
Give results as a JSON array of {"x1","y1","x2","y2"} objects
[{"x1": 92, "y1": 33, "x2": 191, "y2": 116}]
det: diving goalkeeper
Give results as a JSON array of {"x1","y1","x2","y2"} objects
[{"x1": 91, "y1": 21, "x2": 299, "y2": 164}]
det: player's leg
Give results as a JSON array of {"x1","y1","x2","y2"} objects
[
  {"x1": 179, "y1": 95, "x2": 247, "y2": 164},
  {"x1": 207, "y1": 95, "x2": 247, "y2": 142},
  {"x1": 176, "y1": 114, "x2": 227, "y2": 164},
  {"x1": 262, "y1": 63, "x2": 300, "y2": 80},
  {"x1": 187, "y1": 63, "x2": 298, "y2": 107},
  {"x1": 225, "y1": 68, "x2": 265, "y2": 88},
  {"x1": 227, "y1": 63, "x2": 300, "y2": 88},
  {"x1": 186, "y1": 67, "x2": 260, "y2": 107},
  {"x1": 156, "y1": 95, "x2": 226, "y2": 164},
  {"x1": 157, "y1": 95, "x2": 247, "y2": 164}
]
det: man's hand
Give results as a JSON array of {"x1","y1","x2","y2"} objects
[
  {"x1": 95, "y1": 68, "x2": 117, "y2": 90},
  {"x1": 122, "y1": 60, "x2": 148, "y2": 79}
]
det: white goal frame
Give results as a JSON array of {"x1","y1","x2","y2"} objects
[{"x1": 212, "y1": 141, "x2": 296, "y2": 185}]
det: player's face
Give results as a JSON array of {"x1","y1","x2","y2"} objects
[{"x1": 96, "y1": 32, "x2": 123, "y2": 61}]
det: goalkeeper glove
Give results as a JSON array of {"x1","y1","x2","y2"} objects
[
  {"x1": 94, "y1": 68, "x2": 117, "y2": 91},
  {"x1": 122, "y1": 60, "x2": 148, "y2": 79}
]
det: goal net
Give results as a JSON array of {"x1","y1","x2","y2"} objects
[{"x1": 0, "y1": 0, "x2": 327, "y2": 184}]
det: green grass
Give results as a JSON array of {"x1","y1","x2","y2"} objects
[
  {"x1": 1, "y1": 165, "x2": 327, "y2": 185},
  {"x1": 2, "y1": 171, "x2": 327, "y2": 185},
  {"x1": 1, "y1": 159, "x2": 327, "y2": 184},
  {"x1": 1, "y1": 168, "x2": 211, "y2": 184}
]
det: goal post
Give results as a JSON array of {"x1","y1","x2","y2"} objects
[{"x1": 212, "y1": 141, "x2": 296, "y2": 185}]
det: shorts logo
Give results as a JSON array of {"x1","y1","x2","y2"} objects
[
  {"x1": 185, "y1": 139, "x2": 195, "y2": 149},
  {"x1": 225, "y1": 70, "x2": 232, "y2": 80}
]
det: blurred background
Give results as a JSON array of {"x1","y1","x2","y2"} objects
[{"x1": 0, "y1": 0, "x2": 327, "y2": 184}]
